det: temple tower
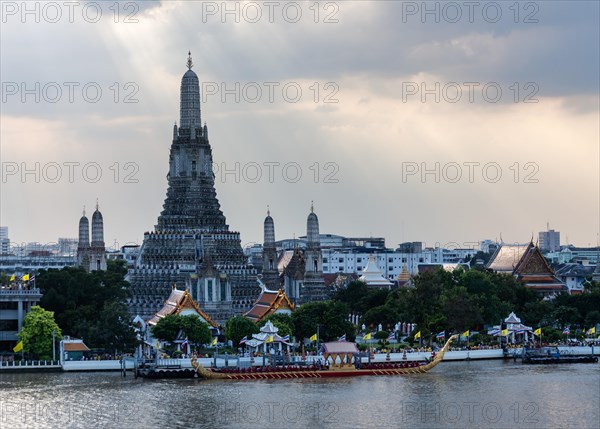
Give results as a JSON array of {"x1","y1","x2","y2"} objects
[
  {"x1": 301, "y1": 202, "x2": 328, "y2": 302},
  {"x1": 128, "y1": 52, "x2": 258, "y2": 322},
  {"x1": 76, "y1": 203, "x2": 107, "y2": 272},
  {"x1": 262, "y1": 207, "x2": 279, "y2": 289},
  {"x1": 89, "y1": 201, "x2": 107, "y2": 271},
  {"x1": 77, "y1": 207, "x2": 90, "y2": 270}
]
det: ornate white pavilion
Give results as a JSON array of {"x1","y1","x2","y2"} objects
[
  {"x1": 244, "y1": 321, "x2": 293, "y2": 355},
  {"x1": 488, "y1": 312, "x2": 533, "y2": 343}
]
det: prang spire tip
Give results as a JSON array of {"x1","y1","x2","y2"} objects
[{"x1": 187, "y1": 51, "x2": 193, "y2": 70}]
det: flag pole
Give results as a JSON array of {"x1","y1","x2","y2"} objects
[{"x1": 317, "y1": 324, "x2": 320, "y2": 356}]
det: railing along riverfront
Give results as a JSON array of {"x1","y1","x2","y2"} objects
[
  {"x1": 0, "y1": 288, "x2": 42, "y2": 295},
  {"x1": 0, "y1": 360, "x2": 61, "y2": 368}
]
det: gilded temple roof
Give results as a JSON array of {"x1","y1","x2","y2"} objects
[
  {"x1": 147, "y1": 287, "x2": 218, "y2": 328},
  {"x1": 245, "y1": 287, "x2": 295, "y2": 323}
]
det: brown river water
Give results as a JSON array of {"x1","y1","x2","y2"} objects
[{"x1": 0, "y1": 359, "x2": 598, "y2": 428}]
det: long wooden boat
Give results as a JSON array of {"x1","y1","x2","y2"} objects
[{"x1": 191, "y1": 334, "x2": 458, "y2": 380}]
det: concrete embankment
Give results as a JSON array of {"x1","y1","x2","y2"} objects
[{"x1": 3, "y1": 346, "x2": 598, "y2": 372}]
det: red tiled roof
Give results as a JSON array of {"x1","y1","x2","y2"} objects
[
  {"x1": 64, "y1": 342, "x2": 90, "y2": 352},
  {"x1": 148, "y1": 288, "x2": 217, "y2": 328},
  {"x1": 245, "y1": 289, "x2": 294, "y2": 323}
]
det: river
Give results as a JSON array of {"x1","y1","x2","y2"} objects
[{"x1": 0, "y1": 360, "x2": 598, "y2": 428}]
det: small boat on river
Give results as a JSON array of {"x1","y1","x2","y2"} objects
[{"x1": 521, "y1": 346, "x2": 598, "y2": 364}]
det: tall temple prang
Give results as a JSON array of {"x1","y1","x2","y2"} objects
[
  {"x1": 261, "y1": 206, "x2": 279, "y2": 290},
  {"x1": 300, "y1": 202, "x2": 328, "y2": 302},
  {"x1": 276, "y1": 203, "x2": 329, "y2": 305},
  {"x1": 77, "y1": 207, "x2": 90, "y2": 269},
  {"x1": 128, "y1": 52, "x2": 259, "y2": 323},
  {"x1": 77, "y1": 201, "x2": 107, "y2": 272}
]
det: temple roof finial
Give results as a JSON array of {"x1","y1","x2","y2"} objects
[
  {"x1": 96, "y1": 198, "x2": 99, "y2": 211},
  {"x1": 267, "y1": 205, "x2": 270, "y2": 217},
  {"x1": 311, "y1": 200, "x2": 314, "y2": 213},
  {"x1": 187, "y1": 51, "x2": 193, "y2": 70},
  {"x1": 83, "y1": 205, "x2": 86, "y2": 217}
]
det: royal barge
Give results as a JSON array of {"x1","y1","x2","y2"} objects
[{"x1": 190, "y1": 334, "x2": 459, "y2": 380}]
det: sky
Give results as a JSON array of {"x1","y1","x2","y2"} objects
[{"x1": 1, "y1": 1, "x2": 599, "y2": 251}]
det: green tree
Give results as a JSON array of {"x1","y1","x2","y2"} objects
[
  {"x1": 226, "y1": 316, "x2": 258, "y2": 346},
  {"x1": 151, "y1": 314, "x2": 212, "y2": 346},
  {"x1": 374, "y1": 330, "x2": 389, "y2": 340},
  {"x1": 333, "y1": 281, "x2": 370, "y2": 312},
  {"x1": 552, "y1": 306, "x2": 581, "y2": 329},
  {"x1": 179, "y1": 315, "x2": 212, "y2": 345},
  {"x1": 402, "y1": 269, "x2": 451, "y2": 330},
  {"x1": 292, "y1": 301, "x2": 354, "y2": 342},
  {"x1": 584, "y1": 310, "x2": 600, "y2": 328},
  {"x1": 38, "y1": 259, "x2": 136, "y2": 352},
  {"x1": 361, "y1": 305, "x2": 400, "y2": 329},
  {"x1": 440, "y1": 285, "x2": 482, "y2": 332},
  {"x1": 151, "y1": 314, "x2": 180, "y2": 343},
  {"x1": 18, "y1": 306, "x2": 62, "y2": 360}
]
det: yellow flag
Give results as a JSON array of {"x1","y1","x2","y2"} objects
[
  {"x1": 413, "y1": 331, "x2": 421, "y2": 340},
  {"x1": 534, "y1": 328, "x2": 542, "y2": 336},
  {"x1": 22, "y1": 274, "x2": 30, "y2": 281},
  {"x1": 13, "y1": 341, "x2": 23, "y2": 353},
  {"x1": 501, "y1": 329, "x2": 509, "y2": 336},
  {"x1": 265, "y1": 335, "x2": 274, "y2": 343},
  {"x1": 309, "y1": 333, "x2": 318, "y2": 342},
  {"x1": 363, "y1": 332, "x2": 372, "y2": 340},
  {"x1": 211, "y1": 337, "x2": 217, "y2": 346},
  {"x1": 155, "y1": 339, "x2": 160, "y2": 349},
  {"x1": 9, "y1": 274, "x2": 15, "y2": 282},
  {"x1": 588, "y1": 327, "x2": 596, "y2": 335},
  {"x1": 462, "y1": 330, "x2": 470, "y2": 337}
]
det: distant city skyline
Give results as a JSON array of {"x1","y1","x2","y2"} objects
[
  {"x1": 1, "y1": 224, "x2": 598, "y2": 252},
  {"x1": 1, "y1": 2, "x2": 598, "y2": 251}
]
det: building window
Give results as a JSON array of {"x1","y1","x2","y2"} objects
[
  {"x1": 0, "y1": 320, "x2": 18, "y2": 331},
  {"x1": 220, "y1": 282, "x2": 226, "y2": 301},
  {"x1": 207, "y1": 279, "x2": 213, "y2": 302},
  {"x1": 323, "y1": 258, "x2": 328, "y2": 263},
  {"x1": 0, "y1": 302, "x2": 18, "y2": 310}
]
